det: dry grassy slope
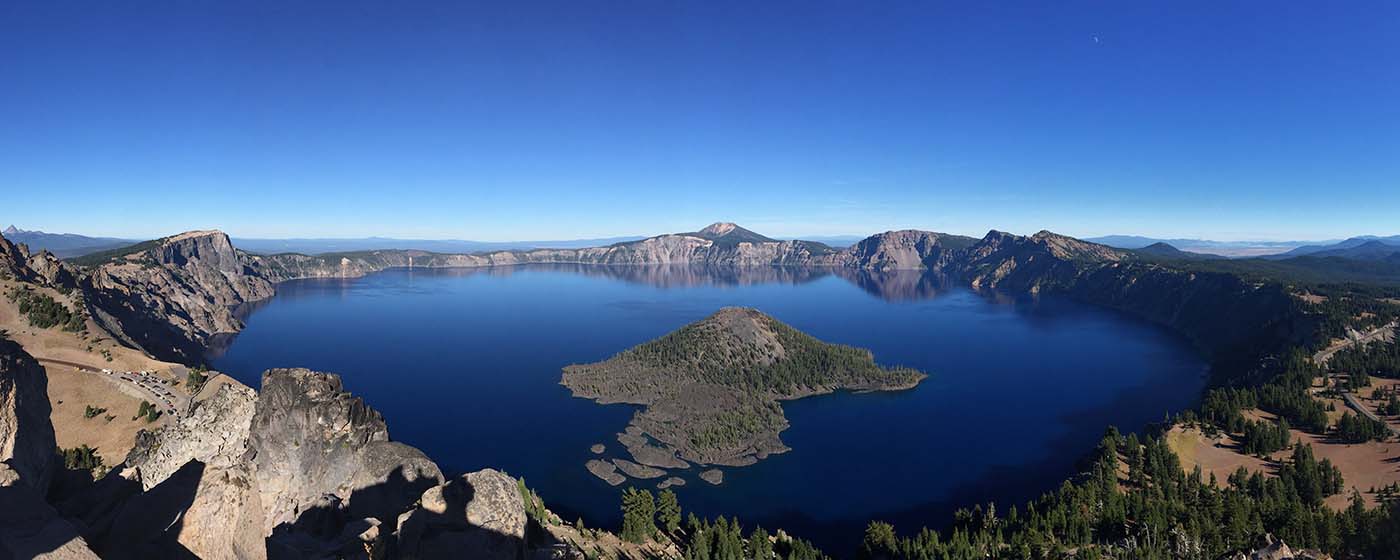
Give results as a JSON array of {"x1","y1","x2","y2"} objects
[
  {"x1": 0, "y1": 278, "x2": 198, "y2": 463},
  {"x1": 1169, "y1": 408, "x2": 1400, "y2": 509}
]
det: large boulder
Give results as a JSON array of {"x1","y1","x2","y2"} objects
[
  {"x1": 98, "y1": 461, "x2": 265, "y2": 560},
  {"x1": 93, "y1": 383, "x2": 265, "y2": 560},
  {"x1": 251, "y1": 369, "x2": 443, "y2": 537},
  {"x1": 0, "y1": 338, "x2": 56, "y2": 493},
  {"x1": 396, "y1": 469, "x2": 527, "y2": 560},
  {"x1": 125, "y1": 383, "x2": 258, "y2": 490}
]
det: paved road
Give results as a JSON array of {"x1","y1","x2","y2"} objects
[
  {"x1": 1340, "y1": 391, "x2": 1400, "y2": 438},
  {"x1": 38, "y1": 357, "x2": 185, "y2": 417},
  {"x1": 1314, "y1": 320, "x2": 1400, "y2": 439},
  {"x1": 1313, "y1": 321, "x2": 1397, "y2": 366}
]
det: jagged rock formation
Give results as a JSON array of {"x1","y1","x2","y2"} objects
[
  {"x1": 125, "y1": 383, "x2": 258, "y2": 491},
  {"x1": 0, "y1": 338, "x2": 57, "y2": 494},
  {"x1": 0, "y1": 232, "x2": 76, "y2": 290},
  {"x1": 36, "y1": 367, "x2": 535, "y2": 559},
  {"x1": 1222, "y1": 534, "x2": 1332, "y2": 559},
  {"x1": 79, "y1": 231, "x2": 277, "y2": 363},
  {"x1": 958, "y1": 230, "x2": 1127, "y2": 292},
  {"x1": 0, "y1": 339, "x2": 100, "y2": 559},
  {"x1": 563, "y1": 307, "x2": 925, "y2": 468},
  {"x1": 88, "y1": 382, "x2": 263, "y2": 559},
  {"x1": 250, "y1": 369, "x2": 443, "y2": 537},
  {"x1": 98, "y1": 460, "x2": 265, "y2": 560}
]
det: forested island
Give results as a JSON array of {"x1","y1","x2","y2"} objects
[{"x1": 562, "y1": 307, "x2": 925, "y2": 481}]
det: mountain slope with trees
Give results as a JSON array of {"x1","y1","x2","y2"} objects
[{"x1": 562, "y1": 307, "x2": 925, "y2": 469}]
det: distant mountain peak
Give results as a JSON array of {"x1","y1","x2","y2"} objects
[
  {"x1": 3, "y1": 225, "x2": 20, "y2": 235},
  {"x1": 688, "y1": 222, "x2": 775, "y2": 245},
  {"x1": 699, "y1": 222, "x2": 740, "y2": 236}
]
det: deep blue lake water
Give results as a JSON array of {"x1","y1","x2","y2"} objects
[{"x1": 210, "y1": 265, "x2": 1206, "y2": 552}]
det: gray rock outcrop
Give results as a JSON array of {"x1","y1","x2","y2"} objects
[
  {"x1": 81, "y1": 231, "x2": 277, "y2": 362},
  {"x1": 699, "y1": 469, "x2": 724, "y2": 485},
  {"x1": 0, "y1": 341, "x2": 96, "y2": 559},
  {"x1": 99, "y1": 460, "x2": 265, "y2": 560},
  {"x1": 251, "y1": 369, "x2": 443, "y2": 536},
  {"x1": 585, "y1": 459, "x2": 625, "y2": 486},
  {"x1": 396, "y1": 469, "x2": 527, "y2": 560},
  {"x1": 125, "y1": 383, "x2": 258, "y2": 490},
  {"x1": 1221, "y1": 534, "x2": 1332, "y2": 560},
  {"x1": 0, "y1": 232, "x2": 77, "y2": 291},
  {"x1": 829, "y1": 230, "x2": 971, "y2": 271},
  {"x1": 0, "y1": 338, "x2": 56, "y2": 494},
  {"x1": 94, "y1": 382, "x2": 264, "y2": 560}
]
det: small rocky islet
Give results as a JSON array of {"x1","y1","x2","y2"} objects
[{"x1": 567, "y1": 306, "x2": 926, "y2": 486}]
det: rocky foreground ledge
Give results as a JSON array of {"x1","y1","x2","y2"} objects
[{"x1": 0, "y1": 350, "x2": 539, "y2": 560}]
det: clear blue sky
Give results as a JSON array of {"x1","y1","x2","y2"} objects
[{"x1": 2, "y1": 2, "x2": 1397, "y2": 241}]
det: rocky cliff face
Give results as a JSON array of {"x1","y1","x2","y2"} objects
[
  {"x1": 78, "y1": 231, "x2": 276, "y2": 363},
  {"x1": 250, "y1": 368, "x2": 444, "y2": 539},
  {"x1": 948, "y1": 229, "x2": 1310, "y2": 360},
  {"x1": 0, "y1": 338, "x2": 57, "y2": 494},
  {"x1": 0, "y1": 232, "x2": 77, "y2": 290},
  {"x1": 958, "y1": 230, "x2": 1126, "y2": 293},
  {"x1": 0, "y1": 339, "x2": 100, "y2": 559},
  {"x1": 829, "y1": 230, "x2": 974, "y2": 271}
]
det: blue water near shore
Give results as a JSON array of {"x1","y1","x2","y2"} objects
[{"x1": 210, "y1": 265, "x2": 1206, "y2": 552}]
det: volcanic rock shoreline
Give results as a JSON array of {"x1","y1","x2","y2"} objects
[{"x1": 563, "y1": 307, "x2": 928, "y2": 480}]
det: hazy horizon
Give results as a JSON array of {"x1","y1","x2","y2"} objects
[{"x1": 0, "y1": 219, "x2": 1386, "y2": 246}]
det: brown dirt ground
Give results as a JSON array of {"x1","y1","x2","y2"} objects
[
  {"x1": 1172, "y1": 409, "x2": 1400, "y2": 508},
  {"x1": 1165, "y1": 426, "x2": 1274, "y2": 488},
  {"x1": 45, "y1": 363, "x2": 159, "y2": 463},
  {"x1": 1355, "y1": 378, "x2": 1400, "y2": 435},
  {"x1": 1290, "y1": 429, "x2": 1400, "y2": 509},
  {"x1": 1, "y1": 280, "x2": 182, "y2": 462}
]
